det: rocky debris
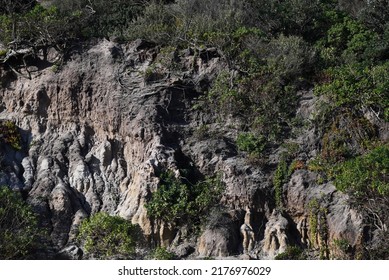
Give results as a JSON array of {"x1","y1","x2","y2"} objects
[
  {"x1": 0, "y1": 39, "x2": 370, "y2": 259},
  {"x1": 56, "y1": 245, "x2": 83, "y2": 260}
]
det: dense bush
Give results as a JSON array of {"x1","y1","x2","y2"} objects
[
  {"x1": 0, "y1": 120, "x2": 21, "y2": 150},
  {"x1": 275, "y1": 246, "x2": 306, "y2": 260},
  {"x1": 332, "y1": 145, "x2": 389, "y2": 197},
  {"x1": 0, "y1": 186, "x2": 42, "y2": 259},
  {"x1": 126, "y1": 0, "x2": 245, "y2": 48},
  {"x1": 315, "y1": 62, "x2": 389, "y2": 121},
  {"x1": 152, "y1": 246, "x2": 176, "y2": 260},
  {"x1": 81, "y1": 0, "x2": 145, "y2": 38},
  {"x1": 0, "y1": 1, "x2": 83, "y2": 46},
  {"x1": 358, "y1": 0, "x2": 389, "y2": 34},
  {"x1": 236, "y1": 132, "x2": 266, "y2": 156},
  {"x1": 77, "y1": 212, "x2": 141, "y2": 259},
  {"x1": 146, "y1": 171, "x2": 224, "y2": 226},
  {"x1": 266, "y1": 34, "x2": 316, "y2": 83},
  {"x1": 319, "y1": 110, "x2": 377, "y2": 163}
]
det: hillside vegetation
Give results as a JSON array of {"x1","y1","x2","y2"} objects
[{"x1": 0, "y1": 0, "x2": 388, "y2": 259}]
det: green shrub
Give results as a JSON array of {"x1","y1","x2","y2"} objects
[
  {"x1": 288, "y1": 160, "x2": 305, "y2": 176},
  {"x1": 206, "y1": 70, "x2": 241, "y2": 117},
  {"x1": 125, "y1": 1, "x2": 176, "y2": 45},
  {"x1": 0, "y1": 186, "x2": 42, "y2": 259},
  {"x1": 0, "y1": 120, "x2": 22, "y2": 150},
  {"x1": 236, "y1": 132, "x2": 266, "y2": 156},
  {"x1": 359, "y1": 0, "x2": 389, "y2": 34},
  {"x1": 308, "y1": 198, "x2": 329, "y2": 258},
  {"x1": 320, "y1": 120, "x2": 353, "y2": 163},
  {"x1": 77, "y1": 212, "x2": 141, "y2": 259},
  {"x1": 152, "y1": 246, "x2": 176, "y2": 260},
  {"x1": 332, "y1": 238, "x2": 351, "y2": 259},
  {"x1": 146, "y1": 171, "x2": 224, "y2": 226},
  {"x1": 82, "y1": 0, "x2": 145, "y2": 38},
  {"x1": 315, "y1": 62, "x2": 389, "y2": 121},
  {"x1": 332, "y1": 145, "x2": 389, "y2": 197},
  {"x1": 273, "y1": 159, "x2": 288, "y2": 208},
  {"x1": 266, "y1": 34, "x2": 316, "y2": 83},
  {"x1": 275, "y1": 246, "x2": 305, "y2": 260},
  {"x1": 317, "y1": 16, "x2": 377, "y2": 65}
]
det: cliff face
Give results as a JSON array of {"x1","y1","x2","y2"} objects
[{"x1": 0, "y1": 39, "x2": 366, "y2": 259}]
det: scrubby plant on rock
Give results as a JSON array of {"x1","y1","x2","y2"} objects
[
  {"x1": 0, "y1": 186, "x2": 43, "y2": 259},
  {"x1": 77, "y1": 212, "x2": 141, "y2": 259}
]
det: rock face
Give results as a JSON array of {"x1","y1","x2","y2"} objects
[{"x1": 0, "y1": 39, "x2": 371, "y2": 259}]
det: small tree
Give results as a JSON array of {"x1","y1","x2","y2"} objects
[
  {"x1": 146, "y1": 171, "x2": 224, "y2": 227},
  {"x1": 0, "y1": 0, "x2": 36, "y2": 42},
  {"x1": 77, "y1": 212, "x2": 141, "y2": 259},
  {"x1": 0, "y1": 186, "x2": 42, "y2": 259}
]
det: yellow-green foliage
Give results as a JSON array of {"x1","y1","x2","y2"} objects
[
  {"x1": 77, "y1": 212, "x2": 140, "y2": 259},
  {"x1": 308, "y1": 198, "x2": 329, "y2": 259},
  {"x1": 315, "y1": 62, "x2": 389, "y2": 122},
  {"x1": 332, "y1": 145, "x2": 389, "y2": 197},
  {"x1": 273, "y1": 160, "x2": 288, "y2": 208}
]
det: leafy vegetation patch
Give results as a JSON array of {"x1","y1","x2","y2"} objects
[
  {"x1": 332, "y1": 145, "x2": 389, "y2": 197},
  {"x1": 146, "y1": 171, "x2": 224, "y2": 228},
  {"x1": 2, "y1": 0, "x2": 389, "y2": 260},
  {"x1": 308, "y1": 198, "x2": 329, "y2": 259},
  {"x1": 0, "y1": 186, "x2": 43, "y2": 259},
  {"x1": 273, "y1": 160, "x2": 288, "y2": 209},
  {"x1": 0, "y1": 120, "x2": 22, "y2": 150},
  {"x1": 315, "y1": 63, "x2": 389, "y2": 121},
  {"x1": 275, "y1": 246, "x2": 306, "y2": 260},
  {"x1": 151, "y1": 246, "x2": 176, "y2": 260},
  {"x1": 77, "y1": 212, "x2": 141, "y2": 259}
]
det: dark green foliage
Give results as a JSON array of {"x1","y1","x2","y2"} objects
[
  {"x1": 0, "y1": 120, "x2": 21, "y2": 150},
  {"x1": 146, "y1": 171, "x2": 224, "y2": 226},
  {"x1": 77, "y1": 212, "x2": 141, "y2": 259},
  {"x1": 0, "y1": 186, "x2": 42, "y2": 259},
  {"x1": 358, "y1": 0, "x2": 389, "y2": 34},
  {"x1": 273, "y1": 160, "x2": 288, "y2": 208},
  {"x1": 236, "y1": 132, "x2": 266, "y2": 156},
  {"x1": 0, "y1": 0, "x2": 145, "y2": 47},
  {"x1": 243, "y1": 0, "x2": 338, "y2": 40},
  {"x1": 152, "y1": 246, "x2": 176, "y2": 260},
  {"x1": 205, "y1": 70, "x2": 240, "y2": 116},
  {"x1": 275, "y1": 246, "x2": 306, "y2": 260},
  {"x1": 315, "y1": 63, "x2": 389, "y2": 121},
  {"x1": 316, "y1": 16, "x2": 377, "y2": 65},
  {"x1": 0, "y1": 1, "x2": 84, "y2": 46},
  {"x1": 82, "y1": 0, "x2": 145, "y2": 38},
  {"x1": 332, "y1": 145, "x2": 389, "y2": 197},
  {"x1": 205, "y1": 68, "x2": 299, "y2": 150},
  {"x1": 125, "y1": 1, "x2": 176, "y2": 45}
]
